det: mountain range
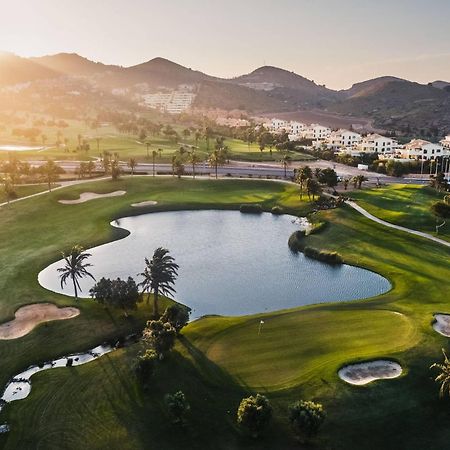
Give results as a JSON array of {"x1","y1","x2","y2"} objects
[{"x1": 1, "y1": 52, "x2": 449, "y2": 134}]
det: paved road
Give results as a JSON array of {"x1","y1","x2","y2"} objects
[
  {"x1": 27, "y1": 159, "x2": 429, "y2": 186},
  {"x1": 346, "y1": 200, "x2": 450, "y2": 249}
]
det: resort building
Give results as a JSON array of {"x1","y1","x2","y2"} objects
[
  {"x1": 290, "y1": 121, "x2": 307, "y2": 135},
  {"x1": 303, "y1": 124, "x2": 332, "y2": 140},
  {"x1": 326, "y1": 129, "x2": 362, "y2": 151},
  {"x1": 400, "y1": 139, "x2": 446, "y2": 160},
  {"x1": 440, "y1": 135, "x2": 450, "y2": 150},
  {"x1": 357, "y1": 134, "x2": 398, "y2": 154},
  {"x1": 141, "y1": 90, "x2": 196, "y2": 114}
]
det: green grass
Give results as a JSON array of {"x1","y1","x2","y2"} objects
[
  {"x1": 0, "y1": 120, "x2": 313, "y2": 163},
  {"x1": 0, "y1": 184, "x2": 54, "y2": 203},
  {"x1": 0, "y1": 179, "x2": 449, "y2": 449},
  {"x1": 351, "y1": 184, "x2": 450, "y2": 241}
]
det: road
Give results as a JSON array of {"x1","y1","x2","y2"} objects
[{"x1": 27, "y1": 159, "x2": 430, "y2": 186}]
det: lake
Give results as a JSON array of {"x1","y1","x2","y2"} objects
[{"x1": 38, "y1": 210, "x2": 391, "y2": 319}]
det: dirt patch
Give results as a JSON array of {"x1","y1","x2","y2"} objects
[
  {"x1": 0, "y1": 303, "x2": 80, "y2": 339},
  {"x1": 131, "y1": 200, "x2": 158, "y2": 207},
  {"x1": 433, "y1": 314, "x2": 450, "y2": 337},
  {"x1": 59, "y1": 191, "x2": 126, "y2": 204},
  {"x1": 338, "y1": 360, "x2": 402, "y2": 385}
]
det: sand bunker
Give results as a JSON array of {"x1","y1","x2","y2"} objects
[
  {"x1": 433, "y1": 314, "x2": 450, "y2": 337},
  {"x1": 338, "y1": 360, "x2": 402, "y2": 385},
  {"x1": 59, "y1": 191, "x2": 126, "y2": 204},
  {"x1": 131, "y1": 200, "x2": 158, "y2": 207},
  {"x1": 0, "y1": 303, "x2": 80, "y2": 340}
]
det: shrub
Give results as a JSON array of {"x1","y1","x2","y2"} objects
[
  {"x1": 66, "y1": 358, "x2": 73, "y2": 367},
  {"x1": 289, "y1": 400, "x2": 325, "y2": 441},
  {"x1": 165, "y1": 391, "x2": 190, "y2": 425},
  {"x1": 309, "y1": 221, "x2": 327, "y2": 235},
  {"x1": 161, "y1": 304, "x2": 190, "y2": 334},
  {"x1": 431, "y1": 201, "x2": 450, "y2": 219},
  {"x1": 288, "y1": 230, "x2": 305, "y2": 252},
  {"x1": 303, "y1": 247, "x2": 343, "y2": 264},
  {"x1": 271, "y1": 206, "x2": 284, "y2": 215},
  {"x1": 237, "y1": 394, "x2": 272, "y2": 438},
  {"x1": 240, "y1": 203, "x2": 263, "y2": 214},
  {"x1": 142, "y1": 320, "x2": 176, "y2": 359},
  {"x1": 135, "y1": 349, "x2": 158, "y2": 383}
]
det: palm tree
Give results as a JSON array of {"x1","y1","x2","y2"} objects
[
  {"x1": 146, "y1": 141, "x2": 151, "y2": 158},
  {"x1": 87, "y1": 160, "x2": 96, "y2": 178},
  {"x1": 128, "y1": 158, "x2": 137, "y2": 175},
  {"x1": 40, "y1": 159, "x2": 61, "y2": 191},
  {"x1": 431, "y1": 349, "x2": 450, "y2": 398},
  {"x1": 296, "y1": 166, "x2": 312, "y2": 199},
  {"x1": 189, "y1": 151, "x2": 201, "y2": 179},
  {"x1": 306, "y1": 177, "x2": 321, "y2": 201},
  {"x1": 152, "y1": 150, "x2": 158, "y2": 176},
  {"x1": 279, "y1": 154, "x2": 292, "y2": 178},
  {"x1": 139, "y1": 248, "x2": 179, "y2": 317},
  {"x1": 208, "y1": 149, "x2": 226, "y2": 179},
  {"x1": 57, "y1": 245, "x2": 95, "y2": 300}
]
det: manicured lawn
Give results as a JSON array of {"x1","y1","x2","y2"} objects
[
  {"x1": 0, "y1": 120, "x2": 314, "y2": 163},
  {"x1": 351, "y1": 184, "x2": 449, "y2": 240},
  {"x1": 0, "y1": 184, "x2": 54, "y2": 203},
  {"x1": 0, "y1": 179, "x2": 449, "y2": 449}
]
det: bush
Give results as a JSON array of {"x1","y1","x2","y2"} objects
[
  {"x1": 431, "y1": 201, "x2": 450, "y2": 219},
  {"x1": 142, "y1": 320, "x2": 176, "y2": 359},
  {"x1": 289, "y1": 400, "x2": 325, "y2": 441},
  {"x1": 66, "y1": 358, "x2": 73, "y2": 367},
  {"x1": 288, "y1": 230, "x2": 306, "y2": 252},
  {"x1": 161, "y1": 304, "x2": 190, "y2": 335},
  {"x1": 271, "y1": 206, "x2": 284, "y2": 215},
  {"x1": 237, "y1": 394, "x2": 272, "y2": 438},
  {"x1": 240, "y1": 203, "x2": 263, "y2": 214},
  {"x1": 135, "y1": 349, "x2": 158, "y2": 383},
  {"x1": 303, "y1": 247, "x2": 343, "y2": 265},
  {"x1": 165, "y1": 391, "x2": 190, "y2": 425}
]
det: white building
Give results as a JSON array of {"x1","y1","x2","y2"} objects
[
  {"x1": 269, "y1": 119, "x2": 288, "y2": 131},
  {"x1": 326, "y1": 129, "x2": 361, "y2": 151},
  {"x1": 440, "y1": 135, "x2": 450, "y2": 150},
  {"x1": 357, "y1": 134, "x2": 398, "y2": 154},
  {"x1": 400, "y1": 139, "x2": 447, "y2": 160},
  {"x1": 303, "y1": 124, "x2": 331, "y2": 140},
  {"x1": 290, "y1": 121, "x2": 307, "y2": 135}
]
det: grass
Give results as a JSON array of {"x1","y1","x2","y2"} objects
[
  {"x1": 0, "y1": 179, "x2": 449, "y2": 449},
  {"x1": 0, "y1": 120, "x2": 313, "y2": 163},
  {"x1": 351, "y1": 183, "x2": 450, "y2": 241},
  {"x1": 0, "y1": 184, "x2": 54, "y2": 203}
]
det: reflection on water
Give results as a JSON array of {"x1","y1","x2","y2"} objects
[{"x1": 39, "y1": 211, "x2": 390, "y2": 319}]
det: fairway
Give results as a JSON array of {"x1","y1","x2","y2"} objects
[
  {"x1": 0, "y1": 178, "x2": 449, "y2": 450},
  {"x1": 351, "y1": 184, "x2": 450, "y2": 241}
]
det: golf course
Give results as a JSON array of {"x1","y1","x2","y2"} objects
[{"x1": 0, "y1": 177, "x2": 449, "y2": 450}]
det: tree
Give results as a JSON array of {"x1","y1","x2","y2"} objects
[
  {"x1": 306, "y1": 178, "x2": 322, "y2": 201},
  {"x1": 152, "y1": 150, "x2": 158, "y2": 177},
  {"x1": 208, "y1": 149, "x2": 226, "y2": 179},
  {"x1": 111, "y1": 153, "x2": 121, "y2": 180},
  {"x1": 142, "y1": 319, "x2": 176, "y2": 359},
  {"x1": 145, "y1": 141, "x2": 151, "y2": 158},
  {"x1": 295, "y1": 166, "x2": 313, "y2": 199},
  {"x1": 161, "y1": 304, "x2": 189, "y2": 335},
  {"x1": 431, "y1": 349, "x2": 450, "y2": 398},
  {"x1": 431, "y1": 201, "x2": 450, "y2": 219},
  {"x1": 135, "y1": 349, "x2": 158, "y2": 384},
  {"x1": 57, "y1": 245, "x2": 95, "y2": 300},
  {"x1": 237, "y1": 394, "x2": 272, "y2": 438},
  {"x1": 39, "y1": 159, "x2": 63, "y2": 191},
  {"x1": 352, "y1": 174, "x2": 368, "y2": 189},
  {"x1": 318, "y1": 168, "x2": 338, "y2": 189},
  {"x1": 165, "y1": 391, "x2": 190, "y2": 425},
  {"x1": 101, "y1": 151, "x2": 111, "y2": 174},
  {"x1": 138, "y1": 248, "x2": 179, "y2": 317},
  {"x1": 289, "y1": 400, "x2": 326, "y2": 442},
  {"x1": 279, "y1": 153, "x2": 292, "y2": 178},
  {"x1": 128, "y1": 158, "x2": 137, "y2": 175},
  {"x1": 90, "y1": 276, "x2": 140, "y2": 316},
  {"x1": 2, "y1": 175, "x2": 16, "y2": 205},
  {"x1": 87, "y1": 160, "x2": 95, "y2": 178},
  {"x1": 182, "y1": 128, "x2": 191, "y2": 139},
  {"x1": 343, "y1": 177, "x2": 350, "y2": 190},
  {"x1": 188, "y1": 151, "x2": 202, "y2": 179}
]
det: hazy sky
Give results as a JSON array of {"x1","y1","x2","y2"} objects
[{"x1": 1, "y1": 0, "x2": 449, "y2": 89}]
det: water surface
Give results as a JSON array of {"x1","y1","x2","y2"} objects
[{"x1": 39, "y1": 211, "x2": 390, "y2": 319}]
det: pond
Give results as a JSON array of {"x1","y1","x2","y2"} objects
[
  {"x1": 39, "y1": 210, "x2": 391, "y2": 319},
  {"x1": 0, "y1": 145, "x2": 46, "y2": 152}
]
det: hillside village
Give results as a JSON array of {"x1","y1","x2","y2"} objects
[{"x1": 258, "y1": 118, "x2": 450, "y2": 165}]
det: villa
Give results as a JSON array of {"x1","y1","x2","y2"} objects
[
  {"x1": 357, "y1": 134, "x2": 398, "y2": 154},
  {"x1": 400, "y1": 139, "x2": 447, "y2": 160}
]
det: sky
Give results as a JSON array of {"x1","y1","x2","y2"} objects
[{"x1": 0, "y1": 0, "x2": 449, "y2": 89}]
